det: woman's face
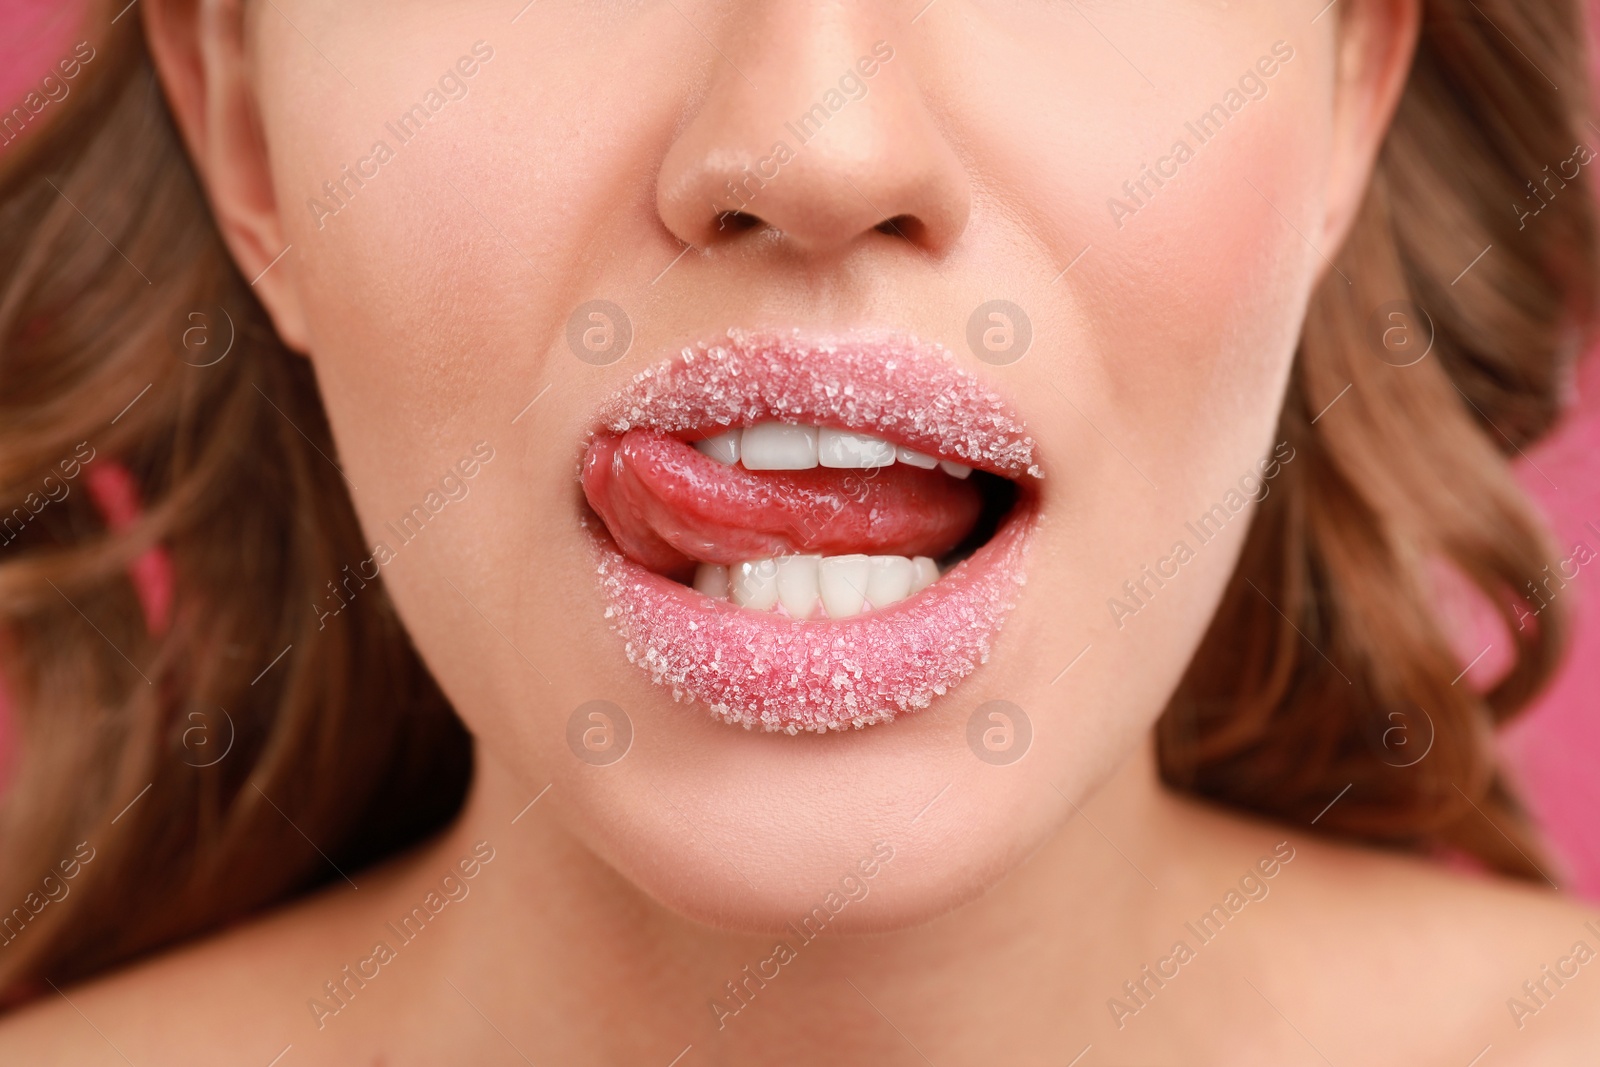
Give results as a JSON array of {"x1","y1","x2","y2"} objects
[{"x1": 239, "y1": 0, "x2": 1352, "y2": 929}]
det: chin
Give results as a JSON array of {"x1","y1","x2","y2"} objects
[
  {"x1": 553, "y1": 704, "x2": 1078, "y2": 936},
  {"x1": 521, "y1": 319, "x2": 1142, "y2": 934}
]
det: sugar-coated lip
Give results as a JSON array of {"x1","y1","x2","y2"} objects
[
  {"x1": 586, "y1": 328, "x2": 1041, "y2": 732},
  {"x1": 593, "y1": 508, "x2": 1035, "y2": 732},
  {"x1": 592, "y1": 328, "x2": 1041, "y2": 478}
]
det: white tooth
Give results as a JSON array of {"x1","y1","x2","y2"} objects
[
  {"x1": 911, "y1": 556, "x2": 940, "y2": 593},
  {"x1": 775, "y1": 554, "x2": 821, "y2": 619},
  {"x1": 693, "y1": 428, "x2": 742, "y2": 465},
  {"x1": 741, "y1": 422, "x2": 818, "y2": 470},
  {"x1": 866, "y1": 555, "x2": 915, "y2": 609},
  {"x1": 693, "y1": 562, "x2": 729, "y2": 598},
  {"x1": 819, "y1": 555, "x2": 871, "y2": 619},
  {"x1": 818, "y1": 428, "x2": 896, "y2": 469},
  {"x1": 731, "y1": 559, "x2": 779, "y2": 610},
  {"x1": 896, "y1": 446, "x2": 939, "y2": 469},
  {"x1": 939, "y1": 460, "x2": 973, "y2": 479}
]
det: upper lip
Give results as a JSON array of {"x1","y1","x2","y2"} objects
[{"x1": 590, "y1": 328, "x2": 1042, "y2": 479}]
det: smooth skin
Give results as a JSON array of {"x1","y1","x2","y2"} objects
[{"x1": 3, "y1": 0, "x2": 1599, "y2": 1062}]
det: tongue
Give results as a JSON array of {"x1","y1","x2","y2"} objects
[{"x1": 583, "y1": 430, "x2": 983, "y2": 579}]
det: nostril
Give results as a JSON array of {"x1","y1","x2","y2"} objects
[
  {"x1": 716, "y1": 210, "x2": 765, "y2": 234},
  {"x1": 875, "y1": 214, "x2": 925, "y2": 242}
]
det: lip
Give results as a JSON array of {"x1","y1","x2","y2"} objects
[{"x1": 586, "y1": 328, "x2": 1040, "y2": 732}]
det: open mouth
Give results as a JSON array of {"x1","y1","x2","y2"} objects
[{"x1": 582, "y1": 330, "x2": 1040, "y2": 732}]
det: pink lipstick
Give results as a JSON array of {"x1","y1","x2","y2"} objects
[{"x1": 583, "y1": 329, "x2": 1040, "y2": 732}]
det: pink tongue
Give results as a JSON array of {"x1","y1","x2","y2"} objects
[{"x1": 582, "y1": 430, "x2": 983, "y2": 579}]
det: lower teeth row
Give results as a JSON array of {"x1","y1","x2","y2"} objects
[{"x1": 694, "y1": 554, "x2": 940, "y2": 620}]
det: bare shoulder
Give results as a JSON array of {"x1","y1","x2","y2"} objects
[
  {"x1": 0, "y1": 880, "x2": 361, "y2": 1065},
  {"x1": 0, "y1": 847, "x2": 439, "y2": 1067},
  {"x1": 1181, "y1": 799, "x2": 1600, "y2": 1062}
]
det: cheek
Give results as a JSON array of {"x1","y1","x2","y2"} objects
[
  {"x1": 251, "y1": 15, "x2": 711, "y2": 754},
  {"x1": 258, "y1": 7, "x2": 694, "y2": 483},
  {"x1": 955, "y1": 14, "x2": 1330, "y2": 472},
  {"x1": 1090, "y1": 90, "x2": 1327, "y2": 474},
  {"x1": 933, "y1": 12, "x2": 1335, "y2": 753},
  {"x1": 1068, "y1": 98, "x2": 1329, "y2": 723}
]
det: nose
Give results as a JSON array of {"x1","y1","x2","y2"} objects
[{"x1": 655, "y1": 7, "x2": 971, "y2": 259}]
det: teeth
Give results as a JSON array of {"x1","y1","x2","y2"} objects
[
  {"x1": 730, "y1": 560, "x2": 779, "y2": 610},
  {"x1": 865, "y1": 555, "x2": 915, "y2": 609},
  {"x1": 711, "y1": 421, "x2": 973, "y2": 476},
  {"x1": 740, "y1": 423, "x2": 819, "y2": 470},
  {"x1": 819, "y1": 554, "x2": 871, "y2": 618},
  {"x1": 693, "y1": 562, "x2": 729, "y2": 598},
  {"x1": 693, "y1": 428, "x2": 742, "y2": 465},
  {"x1": 775, "y1": 554, "x2": 821, "y2": 619},
  {"x1": 818, "y1": 428, "x2": 896, "y2": 469},
  {"x1": 712, "y1": 553, "x2": 941, "y2": 618}
]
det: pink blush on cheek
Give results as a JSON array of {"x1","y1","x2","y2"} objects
[{"x1": 1090, "y1": 114, "x2": 1327, "y2": 427}]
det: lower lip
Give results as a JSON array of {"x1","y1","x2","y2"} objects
[{"x1": 591, "y1": 499, "x2": 1037, "y2": 733}]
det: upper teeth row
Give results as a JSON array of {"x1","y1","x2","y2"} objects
[
  {"x1": 694, "y1": 423, "x2": 973, "y2": 477},
  {"x1": 694, "y1": 554, "x2": 941, "y2": 619}
]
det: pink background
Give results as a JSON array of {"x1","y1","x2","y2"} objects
[
  {"x1": 3, "y1": 2, "x2": 1599, "y2": 895},
  {"x1": 0, "y1": 2, "x2": 83, "y2": 112}
]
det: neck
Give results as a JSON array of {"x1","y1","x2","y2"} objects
[{"x1": 405, "y1": 737, "x2": 1193, "y2": 1064}]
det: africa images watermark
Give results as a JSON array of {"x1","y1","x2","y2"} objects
[
  {"x1": 1512, "y1": 519, "x2": 1600, "y2": 633},
  {"x1": 0, "y1": 39, "x2": 96, "y2": 147},
  {"x1": 1107, "y1": 841, "x2": 1297, "y2": 1029},
  {"x1": 1106, "y1": 440, "x2": 1295, "y2": 629},
  {"x1": 1108, "y1": 40, "x2": 1296, "y2": 230},
  {"x1": 712, "y1": 41, "x2": 897, "y2": 224},
  {"x1": 1514, "y1": 140, "x2": 1595, "y2": 231},
  {"x1": 708, "y1": 839, "x2": 897, "y2": 1029},
  {"x1": 306, "y1": 41, "x2": 496, "y2": 230},
  {"x1": 306, "y1": 840, "x2": 496, "y2": 1029},
  {"x1": 0, "y1": 441, "x2": 98, "y2": 549},
  {"x1": 314, "y1": 441, "x2": 495, "y2": 629},
  {"x1": 1506, "y1": 919, "x2": 1600, "y2": 1030},
  {"x1": 0, "y1": 841, "x2": 96, "y2": 949}
]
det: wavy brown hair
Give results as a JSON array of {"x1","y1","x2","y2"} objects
[
  {"x1": 1158, "y1": 4, "x2": 1597, "y2": 875},
  {"x1": 0, "y1": 0, "x2": 1594, "y2": 1001}
]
